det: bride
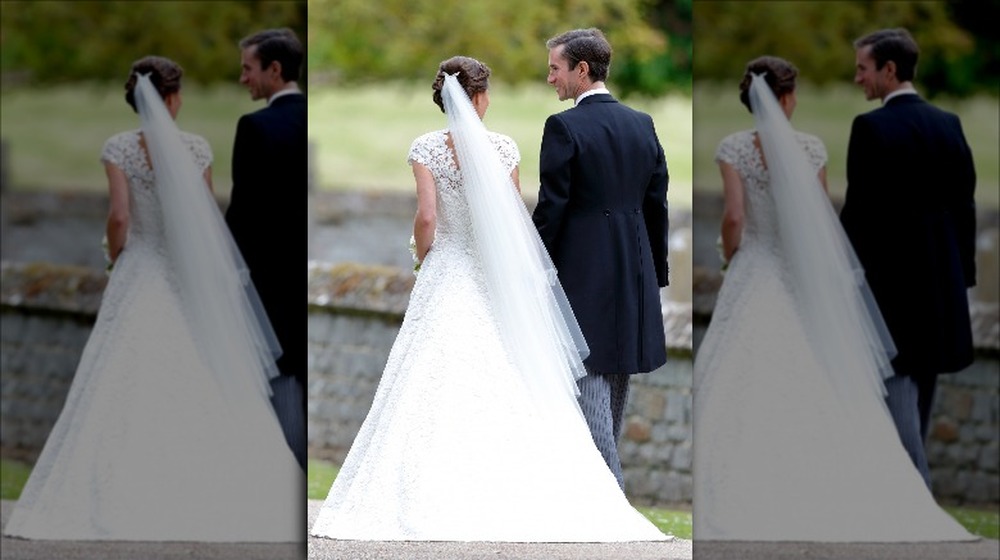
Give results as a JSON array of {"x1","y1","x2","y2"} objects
[
  {"x1": 692, "y1": 56, "x2": 975, "y2": 542},
  {"x1": 3, "y1": 56, "x2": 301, "y2": 542},
  {"x1": 310, "y1": 56, "x2": 668, "y2": 542}
]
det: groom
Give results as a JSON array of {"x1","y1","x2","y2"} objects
[
  {"x1": 225, "y1": 28, "x2": 308, "y2": 469},
  {"x1": 533, "y1": 28, "x2": 669, "y2": 489},
  {"x1": 841, "y1": 28, "x2": 977, "y2": 488}
]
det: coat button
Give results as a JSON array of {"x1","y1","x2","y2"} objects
[
  {"x1": 603, "y1": 209, "x2": 611, "y2": 216},
  {"x1": 634, "y1": 208, "x2": 640, "y2": 214}
]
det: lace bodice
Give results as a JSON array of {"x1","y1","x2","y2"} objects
[
  {"x1": 715, "y1": 129, "x2": 826, "y2": 258},
  {"x1": 100, "y1": 130, "x2": 212, "y2": 253},
  {"x1": 407, "y1": 129, "x2": 519, "y2": 254}
]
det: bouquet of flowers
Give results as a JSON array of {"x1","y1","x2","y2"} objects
[
  {"x1": 101, "y1": 235, "x2": 114, "y2": 275},
  {"x1": 408, "y1": 235, "x2": 421, "y2": 276},
  {"x1": 716, "y1": 235, "x2": 729, "y2": 275}
]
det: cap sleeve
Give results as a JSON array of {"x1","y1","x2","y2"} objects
[
  {"x1": 799, "y1": 133, "x2": 828, "y2": 171},
  {"x1": 492, "y1": 133, "x2": 521, "y2": 173},
  {"x1": 714, "y1": 133, "x2": 741, "y2": 167},
  {"x1": 407, "y1": 133, "x2": 432, "y2": 167},
  {"x1": 100, "y1": 133, "x2": 127, "y2": 168},
  {"x1": 184, "y1": 133, "x2": 214, "y2": 172}
]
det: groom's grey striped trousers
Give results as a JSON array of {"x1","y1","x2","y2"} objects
[
  {"x1": 270, "y1": 375, "x2": 306, "y2": 470},
  {"x1": 884, "y1": 374, "x2": 932, "y2": 489},
  {"x1": 577, "y1": 370, "x2": 631, "y2": 490}
]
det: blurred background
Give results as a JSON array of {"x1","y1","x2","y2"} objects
[
  {"x1": 0, "y1": 0, "x2": 306, "y2": 518},
  {"x1": 691, "y1": 0, "x2": 999, "y2": 514},
  {"x1": 1, "y1": 0, "x2": 306, "y2": 199}
]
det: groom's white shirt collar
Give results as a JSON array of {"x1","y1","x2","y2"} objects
[
  {"x1": 883, "y1": 86, "x2": 917, "y2": 105},
  {"x1": 575, "y1": 87, "x2": 610, "y2": 106},
  {"x1": 267, "y1": 84, "x2": 302, "y2": 106}
]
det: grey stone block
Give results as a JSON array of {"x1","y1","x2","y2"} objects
[{"x1": 670, "y1": 443, "x2": 692, "y2": 472}]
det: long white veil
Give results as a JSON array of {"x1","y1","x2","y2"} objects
[
  {"x1": 442, "y1": 73, "x2": 589, "y2": 401},
  {"x1": 748, "y1": 73, "x2": 896, "y2": 406},
  {"x1": 135, "y1": 73, "x2": 281, "y2": 406}
]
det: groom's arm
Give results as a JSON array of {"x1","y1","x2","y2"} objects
[
  {"x1": 533, "y1": 114, "x2": 574, "y2": 253},
  {"x1": 947, "y1": 114, "x2": 977, "y2": 288},
  {"x1": 643, "y1": 121, "x2": 669, "y2": 287},
  {"x1": 227, "y1": 114, "x2": 264, "y2": 239},
  {"x1": 841, "y1": 114, "x2": 879, "y2": 258}
]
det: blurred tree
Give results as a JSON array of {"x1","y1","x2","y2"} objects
[
  {"x1": 616, "y1": 0, "x2": 692, "y2": 95},
  {"x1": 307, "y1": 0, "x2": 691, "y2": 96},
  {"x1": 692, "y1": 0, "x2": 995, "y2": 98},
  {"x1": 0, "y1": 0, "x2": 306, "y2": 87}
]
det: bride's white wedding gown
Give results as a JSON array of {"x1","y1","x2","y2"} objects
[
  {"x1": 693, "y1": 130, "x2": 973, "y2": 542},
  {"x1": 309, "y1": 129, "x2": 668, "y2": 542},
  {"x1": 3, "y1": 131, "x2": 301, "y2": 542}
]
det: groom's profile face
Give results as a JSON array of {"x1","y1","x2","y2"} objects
[
  {"x1": 547, "y1": 45, "x2": 583, "y2": 102},
  {"x1": 240, "y1": 46, "x2": 276, "y2": 102},
  {"x1": 854, "y1": 46, "x2": 890, "y2": 102}
]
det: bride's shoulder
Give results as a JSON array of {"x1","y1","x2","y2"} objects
[
  {"x1": 407, "y1": 129, "x2": 447, "y2": 166},
  {"x1": 715, "y1": 130, "x2": 754, "y2": 163},
  {"x1": 794, "y1": 130, "x2": 826, "y2": 149},
  {"x1": 178, "y1": 130, "x2": 211, "y2": 150},
  {"x1": 794, "y1": 131, "x2": 828, "y2": 166},
  {"x1": 487, "y1": 131, "x2": 519, "y2": 152},
  {"x1": 102, "y1": 129, "x2": 139, "y2": 150},
  {"x1": 178, "y1": 131, "x2": 214, "y2": 168},
  {"x1": 410, "y1": 129, "x2": 446, "y2": 147},
  {"x1": 488, "y1": 131, "x2": 520, "y2": 167},
  {"x1": 717, "y1": 130, "x2": 753, "y2": 148},
  {"x1": 100, "y1": 130, "x2": 140, "y2": 165}
]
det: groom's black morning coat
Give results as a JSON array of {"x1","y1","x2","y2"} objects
[
  {"x1": 225, "y1": 93, "x2": 307, "y2": 386},
  {"x1": 533, "y1": 93, "x2": 669, "y2": 375},
  {"x1": 840, "y1": 93, "x2": 977, "y2": 377}
]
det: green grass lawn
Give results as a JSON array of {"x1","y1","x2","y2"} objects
[
  {"x1": 1, "y1": 82, "x2": 692, "y2": 210},
  {"x1": 308, "y1": 81, "x2": 693, "y2": 210},
  {"x1": 0, "y1": 459, "x2": 31, "y2": 501},
  {"x1": 0, "y1": 83, "x2": 261, "y2": 196},
  {"x1": 693, "y1": 82, "x2": 1000, "y2": 209},
  {"x1": 2, "y1": 457, "x2": 996, "y2": 541}
]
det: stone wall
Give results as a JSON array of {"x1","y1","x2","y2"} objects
[
  {"x1": 926, "y1": 361, "x2": 1000, "y2": 503},
  {"x1": 2, "y1": 256, "x2": 996, "y2": 507},
  {"x1": 0, "y1": 262, "x2": 105, "y2": 462}
]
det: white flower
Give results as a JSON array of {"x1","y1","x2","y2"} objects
[
  {"x1": 408, "y1": 235, "x2": 421, "y2": 276},
  {"x1": 101, "y1": 235, "x2": 114, "y2": 275},
  {"x1": 715, "y1": 235, "x2": 729, "y2": 274}
]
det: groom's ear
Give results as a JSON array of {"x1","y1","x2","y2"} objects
[
  {"x1": 884, "y1": 60, "x2": 897, "y2": 81},
  {"x1": 268, "y1": 60, "x2": 283, "y2": 80}
]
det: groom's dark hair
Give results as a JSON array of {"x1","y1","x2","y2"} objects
[
  {"x1": 547, "y1": 28, "x2": 612, "y2": 83},
  {"x1": 854, "y1": 28, "x2": 919, "y2": 82},
  {"x1": 240, "y1": 28, "x2": 303, "y2": 82}
]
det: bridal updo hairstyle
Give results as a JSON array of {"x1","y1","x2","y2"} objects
[
  {"x1": 125, "y1": 56, "x2": 183, "y2": 113},
  {"x1": 432, "y1": 56, "x2": 491, "y2": 113},
  {"x1": 738, "y1": 56, "x2": 797, "y2": 113}
]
